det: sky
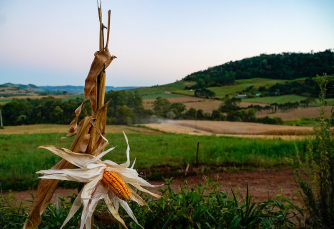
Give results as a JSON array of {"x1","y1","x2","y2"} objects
[{"x1": 0, "y1": 0, "x2": 334, "y2": 87}]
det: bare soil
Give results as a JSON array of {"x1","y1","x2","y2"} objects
[{"x1": 5, "y1": 168, "x2": 300, "y2": 207}]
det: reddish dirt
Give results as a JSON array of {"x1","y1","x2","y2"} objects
[
  {"x1": 5, "y1": 168, "x2": 300, "y2": 207},
  {"x1": 159, "y1": 168, "x2": 300, "y2": 203}
]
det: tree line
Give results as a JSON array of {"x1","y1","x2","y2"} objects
[
  {"x1": 0, "y1": 92, "x2": 285, "y2": 126},
  {"x1": 183, "y1": 50, "x2": 334, "y2": 88},
  {"x1": 0, "y1": 90, "x2": 153, "y2": 126},
  {"x1": 153, "y1": 97, "x2": 283, "y2": 125}
]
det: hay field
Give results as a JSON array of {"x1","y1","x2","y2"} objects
[
  {"x1": 143, "y1": 96, "x2": 221, "y2": 112},
  {"x1": 0, "y1": 124, "x2": 161, "y2": 135},
  {"x1": 146, "y1": 120, "x2": 314, "y2": 136},
  {"x1": 257, "y1": 106, "x2": 332, "y2": 120}
]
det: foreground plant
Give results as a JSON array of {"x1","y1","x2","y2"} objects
[
  {"x1": 24, "y1": 2, "x2": 122, "y2": 228},
  {"x1": 295, "y1": 74, "x2": 334, "y2": 228},
  {"x1": 36, "y1": 132, "x2": 160, "y2": 229}
]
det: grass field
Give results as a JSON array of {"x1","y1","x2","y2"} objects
[
  {"x1": 0, "y1": 94, "x2": 84, "y2": 104},
  {"x1": 128, "y1": 80, "x2": 195, "y2": 100},
  {"x1": 0, "y1": 130, "x2": 307, "y2": 191},
  {"x1": 173, "y1": 78, "x2": 285, "y2": 97},
  {"x1": 242, "y1": 95, "x2": 307, "y2": 104}
]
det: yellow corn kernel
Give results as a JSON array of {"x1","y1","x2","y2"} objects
[{"x1": 102, "y1": 171, "x2": 132, "y2": 201}]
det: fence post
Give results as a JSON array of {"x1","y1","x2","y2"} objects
[{"x1": 196, "y1": 142, "x2": 199, "y2": 166}]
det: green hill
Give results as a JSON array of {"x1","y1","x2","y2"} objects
[{"x1": 183, "y1": 49, "x2": 334, "y2": 88}]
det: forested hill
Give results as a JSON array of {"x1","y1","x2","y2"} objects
[{"x1": 183, "y1": 50, "x2": 334, "y2": 88}]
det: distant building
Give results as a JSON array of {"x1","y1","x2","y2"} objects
[
  {"x1": 237, "y1": 94, "x2": 247, "y2": 97},
  {"x1": 256, "y1": 93, "x2": 261, "y2": 97}
]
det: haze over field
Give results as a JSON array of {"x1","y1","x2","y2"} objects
[{"x1": 0, "y1": 1, "x2": 334, "y2": 87}]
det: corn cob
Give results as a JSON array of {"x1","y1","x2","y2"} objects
[{"x1": 102, "y1": 171, "x2": 132, "y2": 201}]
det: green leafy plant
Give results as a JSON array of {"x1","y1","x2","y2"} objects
[
  {"x1": 1, "y1": 178, "x2": 303, "y2": 228},
  {"x1": 295, "y1": 74, "x2": 334, "y2": 228},
  {"x1": 123, "y1": 177, "x2": 303, "y2": 229}
]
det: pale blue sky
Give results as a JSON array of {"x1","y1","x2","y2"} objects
[{"x1": 0, "y1": 0, "x2": 333, "y2": 86}]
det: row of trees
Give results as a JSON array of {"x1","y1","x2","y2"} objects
[
  {"x1": 153, "y1": 97, "x2": 283, "y2": 124},
  {"x1": 219, "y1": 97, "x2": 313, "y2": 115},
  {"x1": 1, "y1": 92, "x2": 287, "y2": 126},
  {"x1": 184, "y1": 50, "x2": 334, "y2": 88},
  {"x1": 0, "y1": 90, "x2": 154, "y2": 126}
]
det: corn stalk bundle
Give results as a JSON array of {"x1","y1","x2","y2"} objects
[{"x1": 24, "y1": 4, "x2": 116, "y2": 229}]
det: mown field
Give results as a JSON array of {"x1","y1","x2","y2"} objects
[{"x1": 0, "y1": 124, "x2": 308, "y2": 191}]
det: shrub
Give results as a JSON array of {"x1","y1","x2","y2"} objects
[{"x1": 295, "y1": 74, "x2": 334, "y2": 228}]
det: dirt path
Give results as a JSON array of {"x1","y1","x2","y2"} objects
[
  {"x1": 161, "y1": 168, "x2": 300, "y2": 203},
  {"x1": 5, "y1": 168, "x2": 300, "y2": 207}
]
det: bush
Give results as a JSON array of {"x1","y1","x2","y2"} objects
[{"x1": 295, "y1": 75, "x2": 334, "y2": 228}]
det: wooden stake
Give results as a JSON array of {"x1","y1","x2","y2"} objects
[
  {"x1": 196, "y1": 142, "x2": 199, "y2": 166},
  {"x1": 0, "y1": 110, "x2": 3, "y2": 128}
]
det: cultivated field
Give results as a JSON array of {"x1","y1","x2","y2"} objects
[
  {"x1": 146, "y1": 120, "x2": 315, "y2": 135},
  {"x1": 0, "y1": 124, "x2": 161, "y2": 135},
  {"x1": 257, "y1": 106, "x2": 332, "y2": 120},
  {"x1": 143, "y1": 96, "x2": 221, "y2": 112}
]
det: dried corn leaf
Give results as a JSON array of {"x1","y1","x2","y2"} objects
[
  {"x1": 86, "y1": 100, "x2": 110, "y2": 155},
  {"x1": 92, "y1": 135, "x2": 109, "y2": 156},
  {"x1": 89, "y1": 85, "x2": 97, "y2": 115},
  {"x1": 67, "y1": 100, "x2": 86, "y2": 136},
  {"x1": 23, "y1": 159, "x2": 73, "y2": 229},
  {"x1": 24, "y1": 117, "x2": 92, "y2": 229},
  {"x1": 84, "y1": 49, "x2": 116, "y2": 113}
]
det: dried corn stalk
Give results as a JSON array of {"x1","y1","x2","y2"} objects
[{"x1": 24, "y1": 4, "x2": 115, "y2": 229}]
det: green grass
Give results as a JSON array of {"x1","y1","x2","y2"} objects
[
  {"x1": 142, "y1": 93, "x2": 182, "y2": 100},
  {"x1": 61, "y1": 94, "x2": 84, "y2": 101},
  {"x1": 0, "y1": 132, "x2": 307, "y2": 191},
  {"x1": 127, "y1": 81, "x2": 194, "y2": 100},
  {"x1": 0, "y1": 98, "x2": 12, "y2": 103},
  {"x1": 324, "y1": 98, "x2": 334, "y2": 106},
  {"x1": 174, "y1": 78, "x2": 285, "y2": 97},
  {"x1": 242, "y1": 95, "x2": 307, "y2": 104},
  {"x1": 0, "y1": 94, "x2": 84, "y2": 105}
]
